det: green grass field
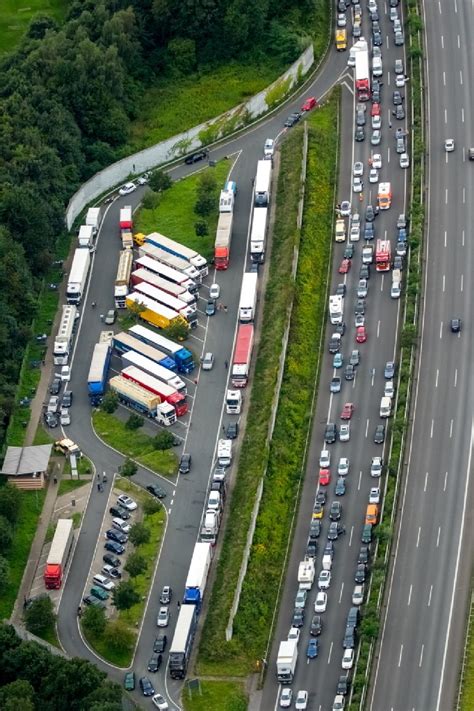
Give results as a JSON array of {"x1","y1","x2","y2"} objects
[
  {"x1": 0, "y1": 1, "x2": 67, "y2": 55},
  {"x1": 182, "y1": 680, "x2": 247, "y2": 711}
]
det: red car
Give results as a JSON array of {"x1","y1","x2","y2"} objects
[
  {"x1": 356, "y1": 326, "x2": 367, "y2": 343},
  {"x1": 319, "y1": 469, "x2": 331, "y2": 486},
  {"x1": 341, "y1": 402, "x2": 354, "y2": 420},
  {"x1": 371, "y1": 102, "x2": 381, "y2": 117},
  {"x1": 301, "y1": 97, "x2": 317, "y2": 112},
  {"x1": 338, "y1": 259, "x2": 351, "y2": 274}
]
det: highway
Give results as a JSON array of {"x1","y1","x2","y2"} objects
[
  {"x1": 369, "y1": 0, "x2": 474, "y2": 709},
  {"x1": 261, "y1": 3, "x2": 411, "y2": 710}
]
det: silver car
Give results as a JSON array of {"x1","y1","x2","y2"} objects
[
  {"x1": 202, "y1": 352, "x2": 214, "y2": 370},
  {"x1": 371, "y1": 130, "x2": 382, "y2": 145}
]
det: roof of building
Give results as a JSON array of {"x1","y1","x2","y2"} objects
[{"x1": 1, "y1": 445, "x2": 52, "y2": 477}]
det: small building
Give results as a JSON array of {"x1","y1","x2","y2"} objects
[{"x1": 0, "y1": 444, "x2": 52, "y2": 490}]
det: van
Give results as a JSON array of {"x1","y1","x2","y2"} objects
[
  {"x1": 112, "y1": 518, "x2": 131, "y2": 534},
  {"x1": 207, "y1": 490, "x2": 221, "y2": 511},
  {"x1": 217, "y1": 439, "x2": 232, "y2": 467},
  {"x1": 322, "y1": 553, "x2": 333, "y2": 571},
  {"x1": 396, "y1": 137, "x2": 405, "y2": 154},
  {"x1": 372, "y1": 57, "x2": 383, "y2": 77},
  {"x1": 365, "y1": 504, "x2": 379, "y2": 526},
  {"x1": 379, "y1": 396, "x2": 392, "y2": 418}
]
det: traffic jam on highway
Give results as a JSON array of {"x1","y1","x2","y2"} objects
[{"x1": 274, "y1": 1, "x2": 410, "y2": 709}]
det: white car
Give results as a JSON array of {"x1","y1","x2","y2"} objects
[
  {"x1": 372, "y1": 153, "x2": 382, "y2": 169},
  {"x1": 209, "y1": 283, "x2": 220, "y2": 299},
  {"x1": 347, "y1": 47, "x2": 357, "y2": 67},
  {"x1": 117, "y1": 494, "x2": 137, "y2": 511},
  {"x1": 118, "y1": 182, "x2": 136, "y2": 196},
  {"x1": 314, "y1": 591, "x2": 328, "y2": 613},
  {"x1": 369, "y1": 487, "x2": 381, "y2": 504},
  {"x1": 342, "y1": 648, "x2": 354, "y2": 669},
  {"x1": 339, "y1": 200, "x2": 351, "y2": 216},
  {"x1": 60, "y1": 408, "x2": 70, "y2": 426},
  {"x1": 371, "y1": 129, "x2": 382, "y2": 145},
  {"x1": 332, "y1": 694, "x2": 346, "y2": 711},
  {"x1": 207, "y1": 491, "x2": 221, "y2": 510},
  {"x1": 368, "y1": 0, "x2": 377, "y2": 12},
  {"x1": 372, "y1": 47, "x2": 382, "y2": 59},
  {"x1": 393, "y1": 18, "x2": 402, "y2": 33},
  {"x1": 202, "y1": 352, "x2": 214, "y2": 371},
  {"x1": 319, "y1": 449, "x2": 331, "y2": 468},
  {"x1": 318, "y1": 569, "x2": 332, "y2": 590},
  {"x1": 384, "y1": 380, "x2": 394, "y2": 397},
  {"x1": 371, "y1": 456, "x2": 382, "y2": 478},
  {"x1": 371, "y1": 115, "x2": 381, "y2": 130},
  {"x1": 350, "y1": 224, "x2": 360, "y2": 242},
  {"x1": 288, "y1": 627, "x2": 300, "y2": 642},
  {"x1": 390, "y1": 7, "x2": 398, "y2": 21},
  {"x1": 338, "y1": 457, "x2": 350, "y2": 476},
  {"x1": 395, "y1": 74, "x2": 406, "y2": 87},
  {"x1": 339, "y1": 424, "x2": 350, "y2": 442},
  {"x1": 351, "y1": 212, "x2": 360, "y2": 226},
  {"x1": 92, "y1": 574, "x2": 115, "y2": 591},
  {"x1": 353, "y1": 177, "x2": 363, "y2": 193},
  {"x1": 280, "y1": 688, "x2": 293, "y2": 708},
  {"x1": 264, "y1": 138, "x2": 275, "y2": 158},
  {"x1": 137, "y1": 173, "x2": 150, "y2": 186},
  {"x1": 152, "y1": 694, "x2": 169, "y2": 710},
  {"x1": 394, "y1": 58, "x2": 404, "y2": 74},
  {"x1": 355, "y1": 314, "x2": 365, "y2": 328},
  {"x1": 157, "y1": 606, "x2": 169, "y2": 627},
  {"x1": 357, "y1": 279, "x2": 368, "y2": 298},
  {"x1": 337, "y1": 13, "x2": 347, "y2": 27},
  {"x1": 295, "y1": 690, "x2": 309, "y2": 710},
  {"x1": 60, "y1": 365, "x2": 71, "y2": 381},
  {"x1": 368, "y1": 167, "x2": 379, "y2": 183},
  {"x1": 353, "y1": 161, "x2": 364, "y2": 177},
  {"x1": 352, "y1": 583, "x2": 365, "y2": 606},
  {"x1": 400, "y1": 152, "x2": 410, "y2": 168},
  {"x1": 295, "y1": 588, "x2": 307, "y2": 608}
]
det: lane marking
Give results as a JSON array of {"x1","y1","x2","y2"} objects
[
  {"x1": 424, "y1": 471, "x2": 429, "y2": 492},
  {"x1": 460, "y1": 70, "x2": 463, "y2": 85},
  {"x1": 436, "y1": 527, "x2": 441, "y2": 547},
  {"x1": 416, "y1": 526, "x2": 421, "y2": 548},
  {"x1": 358, "y1": 470, "x2": 363, "y2": 490},
  {"x1": 365, "y1": 419, "x2": 370, "y2": 437},
  {"x1": 428, "y1": 585, "x2": 433, "y2": 607},
  {"x1": 444, "y1": 230, "x2": 447, "y2": 247},
  {"x1": 449, "y1": 419, "x2": 454, "y2": 438},
  {"x1": 398, "y1": 644, "x2": 403, "y2": 667},
  {"x1": 442, "y1": 274, "x2": 445, "y2": 292},
  {"x1": 462, "y1": 229, "x2": 465, "y2": 246},
  {"x1": 349, "y1": 526, "x2": 354, "y2": 547},
  {"x1": 439, "y1": 322, "x2": 443, "y2": 339},
  {"x1": 430, "y1": 419, "x2": 434, "y2": 438},
  {"x1": 339, "y1": 582, "x2": 344, "y2": 604},
  {"x1": 444, "y1": 471, "x2": 448, "y2": 491},
  {"x1": 407, "y1": 584, "x2": 412, "y2": 606},
  {"x1": 327, "y1": 641, "x2": 333, "y2": 665},
  {"x1": 419, "y1": 644, "x2": 424, "y2": 667},
  {"x1": 445, "y1": 188, "x2": 448, "y2": 204},
  {"x1": 454, "y1": 369, "x2": 457, "y2": 387}
]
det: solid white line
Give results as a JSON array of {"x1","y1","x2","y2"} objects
[
  {"x1": 424, "y1": 471, "x2": 429, "y2": 492},
  {"x1": 407, "y1": 584, "x2": 412, "y2": 606},
  {"x1": 419, "y1": 644, "x2": 424, "y2": 667}
]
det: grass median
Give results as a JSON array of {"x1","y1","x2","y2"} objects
[
  {"x1": 197, "y1": 90, "x2": 339, "y2": 679},
  {"x1": 182, "y1": 680, "x2": 247, "y2": 711}
]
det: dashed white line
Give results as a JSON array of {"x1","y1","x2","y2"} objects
[
  {"x1": 461, "y1": 107, "x2": 464, "y2": 123},
  {"x1": 442, "y1": 274, "x2": 445, "y2": 292},
  {"x1": 430, "y1": 419, "x2": 434, "y2": 438},
  {"x1": 339, "y1": 583, "x2": 344, "y2": 604},
  {"x1": 454, "y1": 0, "x2": 458, "y2": 13},
  {"x1": 398, "y1": 644, "x2": 404, "y2": 667},
  {"x1": 444, "y1": 230, "x2": 447, "y2": 247},
  {"x1": 462, "y1": 187, "x2": 466, "y2": 204},
  {"x1": 460, "y1": 70, "x2": 463, "y2": 85},
  {"x1": 349, "y1": 526, "x2": 354, "y2": 547},
  {"x1": 407, "y1": 584, "x2": 412, "y2": 606},
  {"x1": 169, "y1": 498, "x2": 174, "y2": 506},
  {"x1": 438, "y1": 2, "x2": 442, "y2": 13},
  {"x1": 419, "y1": 644, "x2": 424, "y2": 667},
  {"x1": 441, "y1": 34, "x2": 444, "y2": 47},
  {"x1": 442, "y1": 71, "x2": 446, "y2": 86},
  {"x1": 444, "y1": 108, "x2": 447, "y2": 124},
  {"x1": 327, "y1": 641, "x2": 333, "y2": 665},
  {"x1": 428, "y1": 585, "x2": 433, "y2": 607},
  {"x1": 462, "y1": 230, "x2": 465, "y2": 246},
  {"x1": 439, "y1": 321, "x2": 443, "y2": 339},
  {"x1": 454, "y1": 369, "x2": 458, "y2": 387},
  {"x1": 424, "y1": 471, "x2": 429, "y2": 492},
  {"x1": 358, "y1": 469, "x2": 363, "y2": 490},
  {"x1": 449, "y1": 419, "x2": 454, "y2": 438},
  {"x1": 387, "y1": 147, "x2": 391, "y2": 164},
  {"x1": 445, "y1": 188, "x2": 448, "y2": 204},
  {"x1": 377, "y1": 320, "x2": 381, "y2": 338},
  {"x1": 444, "y1": 471, "x2": 448, "y2": 491},
  {"x1": 365, "y1": 419, "x2": 370, "y2": 437},
  {"x1": 436, "y1": 527, "x2": 441, "y2": 547},
  {"x1": 416, "y1": 526, "x2": 421, "y2": 547},
  {"x1": 457, "y1": 34, "x2": 460, "y2": 47}
]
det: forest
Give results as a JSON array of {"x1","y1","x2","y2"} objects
[{"x1": 0, "y1": 0, "x2": 316, "y2": 452}]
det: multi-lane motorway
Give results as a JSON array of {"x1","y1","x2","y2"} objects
[{"x1": 369, "y1": 1, "x2": 474, "y2": 709}]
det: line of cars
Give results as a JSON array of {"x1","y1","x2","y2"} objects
[
  {"x1": 283, "y1": 96, "x2": 318, "y2": 129},
  {"x1": 44, "y1": 376, "x2": 73, "y2": 428}
]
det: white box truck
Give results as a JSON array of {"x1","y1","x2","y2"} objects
[
  {"x1": 298, "y1": 558, "x2": 315, "y2": 590},
  {"x1": 86, "y1": 207, "x2": 101, "y2": 235},
  {"x1": 276, "y1": 639, "x2": 298, "y2": 682},
  {"x1": 250, "y1": 207, "x2": 268, "y2": 263},
  {"x1": 329, "y1": 295, "x2": 343, "y2": 325},
  {"x1": 67, "y1": 248, "x2": 91, "y2": 304},
  {"x1": 78, "y1": 224, "x2": 94, "y2": 249},
  {"x1": 238, "y1": 273, "x2": 258, "y2": 322}
]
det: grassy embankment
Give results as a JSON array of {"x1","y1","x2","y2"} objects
[{"x1": 0, "y1": 0, "x2": 66, "y2": 55}]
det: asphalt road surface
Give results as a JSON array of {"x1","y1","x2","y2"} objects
[{"x1": 369, "y1": 1, "x2": 474, "y2": 709}]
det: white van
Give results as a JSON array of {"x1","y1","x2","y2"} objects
[
  {"x1": 217, "y1": 439, "x2": 232, "y2": 467},
  {"x1": 372, "y1": 57, "x2": 383, "y2": 77},
  {"x1": 380, "y1": 396, "x2": 392, "y2": 418},
  {"x1": 112, "y1": 518, "x2": 131, "y2": 534},
  {"x1": 322, "y1": 554, "x2": 333, "y2": 571}
]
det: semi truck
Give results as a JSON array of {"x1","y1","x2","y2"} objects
[
  {"x1": 354, "y1": 39, "x2": 370, "y2": 101},
  {"x1": 138, "y1": 242, "x2": 201, "y2": 283},
  {"x1": 121, "y1": 230, "x2": 133, "y2": 249},
  {"x1": 121, "y1": 365, "x2": 188, "y2": 416},
  {"x1": 231, "y1": 324, "x2": 254, "y2": 388},
  {"x1": 126, "y1": 292, "x2": 189, "y2": 331},
  {"x1": 114, "y1": 249, "x2": 133, "y2": 309},
  {"x1": 169, "y1": 604, "x2": 198, "y2": 679},
  {"x1": 119, "y1": 206, "x2": 133, "y2": 230},
  {"x1": 134, "y1": 255, "x2": 198, "y2": 296},
  {"x1": 183, "y1": 541, "x2": 212, "y2": 606},
  {"x1": 121, "y1": 350, "x2": 186, "y2": 393},
  {"x1": 214, "y1": 212, "x2": 233, "y2": 270},
  {"x1": 219, "y1": 187, "x2": 235, "y2": 213},
  {"x1": 254, "y1": 160, "x2": 272, "y2": 206},
  {"x1": 85, "y1": 207, "x2": 101, "y2": 235},
  {"x1": 109, "y1": 375, "x2": 177, "y2": 425},
  {"x1": 134, "y1": 280, "x2": 197, "y2": 327},
  {"x1": 225, "y1": 389, "x2": 242, "y2": 414},
  {"x1": 53, "y1": 305, "x2": 77, "y2": 365},
  {"x1": 276, "y1": 639, "x2": 298, "y2": 682},
  {"x1": 329, "y1": 295, "x2": 343, "y2": 325},
  {"x1": 113, "y1": 331, "x2": 176, "y2": 371},
  {"x1": 145, "y1": 232, "x2": 208, "y2": 278},
  {"x1": 87, "y1": 342, "x2": 111, "y2": 405},
  {"x1": 238, "y1": 273, "x2": 258, "y2": 322},
  {"x1": 298, "y1": 558, "x2": 315, "y2": 590},
  {"x1": 44, "y1": 519, "x2": 74, "y2": 589},
  {"x1": 200, "y1": 508, "x2": 221, "y2": 545},
  {"x1": 250, "y1": 207, "x2": 268, "y2": 263},
  {"x1": 78, "y1": 224, "x2": 94, "y2": 249},
  {"x1": 131, "y1": 267, "x2": 195, "y2": 305},
  {"x1": 129, "y1": 324, "x2": 195, "y2": 374},
  {"x1": 67, "y1": 248, "x2": 91, "y2": 304}
]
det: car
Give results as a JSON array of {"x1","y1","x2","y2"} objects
[
  {"x1": 313, "y1": 502, "x2": 324, "y2": 520},
  {"x1": 374, "y1": 424, "x2": 385, "y2": 444},
  {"x1": 338, "y1": 259, "x2": 351, "y2": 274},
  {"x1": 451, "y1": 318, "x2": 462, "y2": 333},
  {"x1": 309, "y1": 520, "x2": 322, "y2": 539},
  {"x1": 341, "y1": 402, "x2": 354, "y2": 420},
  {"x1": 353, "y1": 22, "x2": 362, "y2": 38},
  {"x1": 357, "y1": 279, "x2": 368, "y2": 299},
  {"x1": 337, "y1": 675, "x2": 349, "y2": 696},
  {"x1": 339, "y1": 423, "x2": 350, "y2": 441},
  {"x1": 354, "y1": 298, "x2": 365, "y2": 315},
  {"x1": 371, "y1": 102, "x2": 381, "y2": 118},
  {"x1": 328, "y1": 521, "x2": 345, "y2": 540},
  {"x1": 119, "y1": 182, "x2": 136, "y2": 196},
  {"x1": 47, "y1": 396, "x2": 60, "y2": 415},
  {"x1": 307, "y1": 638, "x2": 319, "y2": 658},
  {"x1": 336, "y1": 282, "x2": 347, "y2": 297},
  {"x1": 104, "y1": 309, "x2": 116, "y2": 325},
  {"x1": 295, "y1": 690, "x2": 308, "y2": 710},
  {"x1": 226, "y1": 422, "x2": 239, "y2": 439},
  {"x1": 394, "y1": 30, "x2": 404, "y2": 45},
  {"x1": 365, "y1": 204, "x2": 376, "y2": 222},
  {"x1": 44, "y1": 412, "x2": 58, "y2": 428},
  {"x1": 393, "y1": 255, "x2": 404, "y2": 271},
  {"x1": 90, "y1": 586, "x2": 109, "y2": 601},
  {"x1": 343, "y1": 626, "x2": 356, "y2": 649},
  {"x1": 338, "y1": 457, "x2": 350, "y2": 476},
  {"x1": 185, "y1": 150, "x2": 208, "y2": 165},
  {"x1": 335, "y1": 322, "x2": 346, "y2": 340},
  {"x1": 350, "y1": 224, "x2": 360, "y2": 242},
  {"x1": 333, "y1": 694, "x2": 346, "y2": 711},
  {"x1": 394, "y1": 104, "x2": 405, "y2": 120},
  {"x1": 103, "y1": 553, "x2": 121, "y2": 568},
  {"x1": 372, "y1": 30, "x2": 382, "y2": 45},
  {"x1": 318, "y1": 569, "x2": 332, "y2": 590},
  {"x1": 82, "y1": 594, "x2": 105, "y2": 608},
  {"x1": 330, "y1": 377, "x2": 341, "y2": 394},
  {"x1": 137, "y1": 172, "x2": 150, "y2": 185},
  {"x1": 50, "y1": 378, "x2": 61, "y2": 395},
  {"x1": 372, "y1": 154, "x2": 382, "y2": 171},
  {"x1": 353, "y1": 177, "x2": 363, "y2": 193},
  {"x1": 124, "y1": 671, "x2": 135, "y2": 691},
  {"x1": 359, "y1": 264, "x2": 371, "y2": 281},
  {"x1": 306, "y1": 541, "x2": 317, "y2": 558},
  {"x1": 117, "y1": 494, "x2": 137, "y2": 511},
  {"x1": 396, "y1": 240, "x2": 407, "y2": 256},
  {"x1": 355, "y1": 125, "x2": 365, "y2": 142},
  {"x1": 146, "y1": 484, "x2": 166, "y2": 498},
  {"x1": 395, "y1": 73, "x2": 406, "y2": 88},
  {"x1": 372, "y1": 88, "x2": 381, "y2": 103},
  {"x1": 159, "y1": 585, "x2": 172, "y2": 604},
  {"x1": 398, "y1": 226, "x2": 408, "y2": 241},
  {"x1": 371, "y1": 114, "x2": 381, "y2": 130},
  {"x1": 206, "y1": 300, "x2": 216, "y2": 316},
  {"x1": 295, "y1": 588, "x2": 307, "y2": 609},
  {"x1": 370, "y1": 487, "x2": 381, "y2": 504},
  {"x1": 102, "y1": 564, "x2": 121, "y2": 580},
  {"x1": 333, "y1": 353, "x2": 343, "y2": 369},
  {"x1": 284, "y1": 112, "x2": 302, "y2": 127},
  {"x1": 384, "y1": 361, "x2": 395, "y2": 379},
  {"x1": 292, "y1": 607, "x2": 305, "y2": 628},
  {"x1": 106, "y1": 529, "x2": 127, "y2": 544},
  {"x1": 153, "y1": 634, "x2": 168, "y2": 653},
  {"x1": 342, "y1": 648, "x2": 354, "y2": 669},
  {"x1": 335, "y1": 478, "x2": 346, "y2": 496},
  {"x1": 319, "y1": 449, "x2": 331, "y2": 468},
  {"x1": 93, "y1": 573, "x2": 115, "y2": 591},
  {"x1": 469, "y1": 147, "x2": 474, "y2": 161},
  {"x1": 358, "y1": 546, "x2": 370, "y2": 565},
  {"x1": 393, "y1": 90, "x2": 403, "y2": 105},
  {"x1": 319, "y1": 469, "x2": 331, "y2": 486},
  {"x1": 315, "y1": 490, "x2": 326, "y2": 506},
  {"x1": 302, "y1": 96, "x2": 317, "y2": 111},
  {"x1": 314, "y1": 591, "x2": 327, "y2": 613},
  {"x1": 152, "y1": 693, "x2": 169, "y2": 710},
  {"x1": 209, "y1": 283, "x2": 220, "y2": 300},
  {"x1": 288, "y1": 627, "x2": 300, "y2": 642},
  {"x1": 325, "y1": 423, "x2": 337, "y2": 444},
  {"x1": 329, "y1": 333, "x2": 342, "y2": 354},
  {"x1": 364, "y1": 221, "x2": 375, "y2": 240},
  {"x1": 352, "y1": 583, "x2": 365, "y2": 605},
  {"x1": 62, "y1": 390, "x2": 73, "y2": 408},
  {"x1": 157, "y1": 606, "x2": 169, "y2": 627},
  {"x1": 371, "y1": 129, "x2": 381, "y2": 146},
  {"x1": 384, "y1": 380, "x2": 395, "y2": 398},
  {"x1": 147, "y1": 653, "x2": 162, "y2": 672},
  {"x1": 279, "y1": 687, "x2": 293, "y2": 708},
  {"x1": 177, "y1": 453, "x2": 192, "y2": 477},
  {"x1": 355, "y1": 563, "x2": 367, "y2": 583},
  {"x1": 139, "y1": 676, "x2": 155, "y2": 697},
  {"x1": 349, "y1": 350, "x2": 360, "y2": 367},
  {"x1": 396, "y1": 136, "x2": 406, "y2": 154},
  {"x1": 347, "y1": 47, "x2": 357, "y2": 67},
  {"x1": 355, "y1": 314, "x2": 365, "y2": 329},
  {"x1": 310, "y1": 613, "x2": 322, "y2": 636},
  {"x1": 362, "y1": 524, "x2": 373, "y2": 543},
  {"x1": 330, "y1": 501, "x2": 342, "y2": 521},
  {"x1": 105, "y1": 539, "x2": 125, "y2": 555},
  {"x1": 356, "y1": 326, "x2": 367, "y2": 343},
  {"x1": 444, "y1": 138, "x2": 455, "y2": 153},
  {"x1": 109, "y1": 505, "x2": 130, "y2": 520},
  {"x1": 353, "y1": 161, "x2": 364, "y2": 177},
  {"x1": 263, "y1": 138, "x2": 274, "y2": 158},
  {"x1": 339, "y1": 200, "x2": 351, "y2": 216},
  {"x1": 371, "y1": 456, "x2": 383, "y2": 478}
]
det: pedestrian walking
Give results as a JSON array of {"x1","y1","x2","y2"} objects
[
  {"x1": 53, "y1": 476, "x2": 58, "y2": 484},
  {"x1": 97, "y1": 482, "x2": 101, "y2": 492},
  {"x1": 194, "y1": 378, "x2": 198, "y2": 385},
  {"x1": 223, "y1": 305, "x2": 228, "y2": 313},
  {"x1": 99, "y1": 314, "x2": 104, "y2": 322},
  {"x1": 224, "y1": 360, "x2": 228, "y2": 369},
  {"x1": 222, "y1": 424, "x2": 226, "y2": 432},
  {"x1": 177, "y1": 600, "x2": 181, "y2": 609}
]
